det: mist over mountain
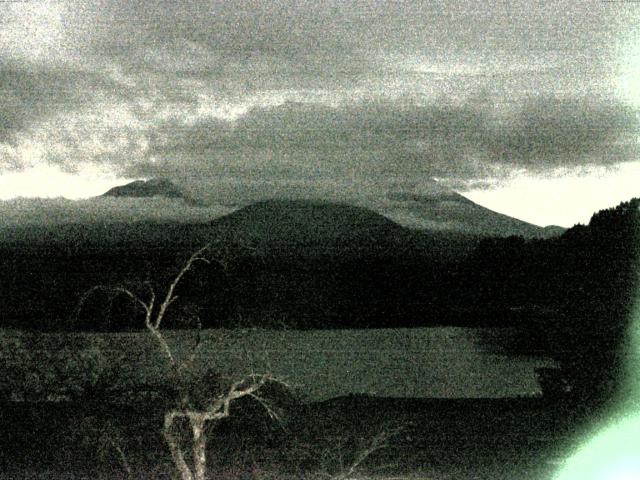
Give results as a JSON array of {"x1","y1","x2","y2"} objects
[
  {"x1": 0, "y1": 177, "x2": 566, "y2": 240},
  {"x1": 0, "y1": 195, "x2": 481, "y2": 332},
  {"x1": 0, "y1": 197, "x2": 478, "y2": 261}
]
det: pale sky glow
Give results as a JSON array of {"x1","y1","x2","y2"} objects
[
  {"x1": 0, "y1": 164, "x2": 132, "y2": 200},
  {"x1": 616, "y1": 28, "x2": 640, "y2": 108},
  {"x1": 461, "y1": 161, "x2": 640, "y2": 227},
  {"x1": 0, "y1": 0, "x2": 77, "y2": 65}
]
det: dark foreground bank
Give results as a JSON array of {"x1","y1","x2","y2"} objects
[{"x1": 0, "y1": 395, "x2": 586, "y2": 480}]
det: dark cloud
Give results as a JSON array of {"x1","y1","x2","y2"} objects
[
  {"x1": 78, "y1": 0, "x2": 623, "y2": 94},
  {"x1": 0, "y1": 63, "x2": 132, "y2": 144},
  {"x1": 85, "y1": 1, "x2": 379, "y2": 89},
  {"x1": 485, "y1": 99, "x2": 639, "y2": 165},
  {"x1": 1, "y1": 0, "x2": 638, "y2": 212},
  {"x1": 87, "y1": 1, "x2": 619, "y2": 61},
  {"x1": 137, "y1": 97, "x2": 639, "y2": 185}
]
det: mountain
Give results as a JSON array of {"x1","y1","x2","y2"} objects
[
  {"x1": 0, "y1": 198, "x2": 475, "y2": 258},
  {"x1": 100, "y1": 178, "x2": 202, "y2": 205},
  {"x1": 208, "y1": 199, "x2": 480, "y2": 260},
  {"x1": 383, "y1": 190, "x2": 565, "y2": 238},
  {"x1": 214, "y1": 199, "x2": 404, "y2": 246},
  {"x1": 96, "y1": 178, "x2": 564, "y2": 238}
]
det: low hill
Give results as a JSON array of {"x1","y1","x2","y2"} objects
[{"x1": 215, "y1": 199, "x2": 406, "y2": 243}]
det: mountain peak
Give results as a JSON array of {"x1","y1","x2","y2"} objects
[
  {"x1": 101, "y1": 178, "x2": 201, "y2": 205},
  {"x1": 212, "y1": 198, "x2": 411, "y2": 255}
]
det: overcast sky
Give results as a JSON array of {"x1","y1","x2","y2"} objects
[{"x1": 1, "y1": 0, "x2": 639, "y2": 226}]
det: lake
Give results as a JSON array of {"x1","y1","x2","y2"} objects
[{"x1": 0, "y1": 327, "x2": 557, "y2": 402}]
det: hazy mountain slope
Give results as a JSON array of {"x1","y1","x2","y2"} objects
[
  {"x1": 0, "y1": 198, "x2": 477, "y2": 258},
  {"x1": 0, "y1": 198, "x2": 478, "y2": 330},
  {"x1": 9, "y1": 203, "x2": 469, "y2": 265},
  {"x1": 383, "y1": 191, "x2": 565, "y2": 238},
  {"x1": 0, "y1": 196, "x2": 630, "y2": 332},
  {"x1": 1, "y1": 178, "x2": 564, "y2": 239}
]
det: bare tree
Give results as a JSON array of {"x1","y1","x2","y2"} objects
[{"x1": 76, "y1": 244, "x2": 284, "y2": 480}]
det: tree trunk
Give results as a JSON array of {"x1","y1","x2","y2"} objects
[
  {"x1": 164, "y1": 411, "x2": 194, "y2": 480},
  {"x1": 192, "y1": 415, "x2": 208, "y2": 480}
]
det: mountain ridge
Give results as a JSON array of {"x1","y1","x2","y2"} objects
[
  {"x1": 100, "y1": 178, "x2": 203, "y2": 206},
  {"x1": 95, "y1": 178, "x2": 565, "y2": 238}
]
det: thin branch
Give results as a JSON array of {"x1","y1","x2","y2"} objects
[
  {"x1": 109, "y1": 438, "x2": 133, "y2": 480},
  {"x1": 247, "y1": 392, "x2": 281, "y2": 422},
  {"x1": 147, "y1": 324, "x2": 176, "y2": 366},
  {"x1": 177, "y1": 316, "x2": 203, "y2": 376},
  {"x1": 112, "y1": 287, "x2": 152, "y2": 317},
  {"x1": 98, "y1": 285, "x2": 175, "y2": 366},
  {"x1": 165, "y1": 374, "x2": 282, "y2": 423},
  {"x1": 332, "y1": 426, "x2": 404, "y2": 480},
  {"x1": 162, "y1": 372, "x2": 287, "y2": 479},
  {"x1": 72, "y1": 284, "x2": 154, "y2": 325},
  {"x1": 155, "y1": 244, "x2": 211, "y2": 330},
  {"x1": 98, "y1": 423, "x2": 134, "y2": 480},
  {"x1": 72, "y1": 285, "x2": 103, "y2": 321},
  {"x1": 77, "y1": 243, "x2": 274, "y2": 480}
]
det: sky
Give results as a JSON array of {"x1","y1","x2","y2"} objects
[{"x1": 1, "y1": 0, "x2": 639, "y2": 227}]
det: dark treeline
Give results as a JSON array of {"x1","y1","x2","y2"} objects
[
  {"x1": 463, "y1": 198, "x2": 640, "y2": 411},
  {"x1": 0, "y1": 244, "x2": 460, "y2": 331}
]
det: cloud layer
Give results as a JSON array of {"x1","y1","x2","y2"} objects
[{"x1": 0, "y1": 0, "x2": 639, "y2": 206}]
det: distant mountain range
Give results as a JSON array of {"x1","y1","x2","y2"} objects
[
  {"x1": 96, "y1": 178, "x2": 565, "y2": 239},
  {"x1": 0, "y1": 183, "x2": 565, "y2": 331},
  {"x1": 1, "y1": 182, "x2": 637, "y2": 413},
  {"x1": 0, "y1": 177, "x2": 570, "y2": 331},
  {"x1": 1, "y1": 197, "x2": 479, "y2": 263},
  {"x1": 0, "y1": 195, "x2": 479, "y2": 330}
]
